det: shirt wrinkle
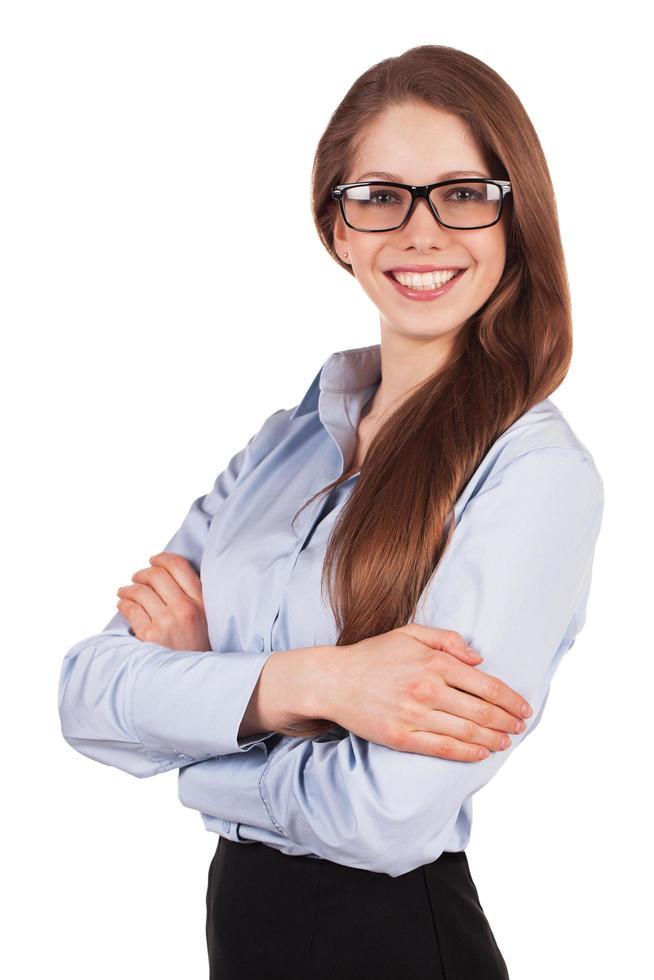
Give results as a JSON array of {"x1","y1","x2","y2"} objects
[{"x1": 57, "y1": 342, "x2": 604, "y2": 876}]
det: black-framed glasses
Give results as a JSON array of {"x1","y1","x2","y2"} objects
[{"x1": 331, "y1": 178, "x2": 512, "y2": 232}]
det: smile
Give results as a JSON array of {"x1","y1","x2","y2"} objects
[{"x1": 384, "y1": 267, "x2": 466, "y2": 301}]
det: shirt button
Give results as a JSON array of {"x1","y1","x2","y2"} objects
[{"x1": 256, "y1": 634, "x2": 265, "y2": 652}]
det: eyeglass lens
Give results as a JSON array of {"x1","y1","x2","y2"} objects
[{"x1": 342, "y1": 181, "x2": 503, "y2": 230}]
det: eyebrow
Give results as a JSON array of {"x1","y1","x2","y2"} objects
[{"x1": 354, "y1": 169, "x2": 491, "y2": 182}]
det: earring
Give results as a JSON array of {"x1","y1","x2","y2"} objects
[{"x1": 343, "y1": 251, "x2": 349, "y2": 259}]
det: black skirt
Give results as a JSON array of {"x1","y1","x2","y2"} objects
[{"x1": 206, "y1": 835, "x2": 510, "y2": 979}]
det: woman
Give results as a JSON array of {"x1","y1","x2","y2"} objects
[{"x1": 58, "y1": 45, "x2": 604, "y2": 979}]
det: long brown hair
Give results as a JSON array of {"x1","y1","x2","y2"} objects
[{"x1": 283, "y1": 44, "x2": 573, "y2": 738}]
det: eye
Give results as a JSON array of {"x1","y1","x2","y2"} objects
[
  {"x1": 368, "y1": 190, "x2": 401, "y2": 206},
  {"x1": 443, "y1": 186, "x2": 485, "y2": 203}
]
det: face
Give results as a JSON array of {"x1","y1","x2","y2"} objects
[{"x1": 333, "y1": 101, "x2": 510, "y2": 355}]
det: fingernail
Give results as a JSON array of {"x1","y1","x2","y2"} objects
[{"x1": 521, "y1": 703, "x2": 533, "y2": 717}]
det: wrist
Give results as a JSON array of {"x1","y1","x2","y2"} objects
[
  {"x1": 237, "y1": 645, "x2": 344, "y2": 741},
  {"x1": 257, "y1": 645, "x2": 341, "y2": 729},
  {"x1": 291, "y1": 644, "x2": 343, "y2": 722}
]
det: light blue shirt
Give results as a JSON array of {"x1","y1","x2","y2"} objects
[{"x1": 58, "y1": 343, "x2": 604, "y2": 877}]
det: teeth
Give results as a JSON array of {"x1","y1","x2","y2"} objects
[{"x1": 390, "y1": 269, "x2": 460, "y2": 289}]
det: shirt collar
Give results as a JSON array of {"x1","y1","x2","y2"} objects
[{"x1": 290, "y1": 344, "x2": 382, "y2": 419}]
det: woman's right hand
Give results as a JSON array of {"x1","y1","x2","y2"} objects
[{"x1": 324, "y1": 623, "x2": 533, "y2": 762}]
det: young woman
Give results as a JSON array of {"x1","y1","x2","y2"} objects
[{"x1": 58, "y1": 45, "x2": 604, "y2": 979}]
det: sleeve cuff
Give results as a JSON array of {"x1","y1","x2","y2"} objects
[
  {"x1": 132, "y1": 648, "x2": 279, "y2": 759},
  {"x1": 177, "y1": 745, "x2": 280, "y2": 833}
]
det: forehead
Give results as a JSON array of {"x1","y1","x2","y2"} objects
[{"x1": 351, "y1": 102, "x2": 486, "y2": 182}]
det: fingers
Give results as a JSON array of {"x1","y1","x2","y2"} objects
[
  {"x1": 423, "y1": 708, "x2": 519, "y2": 753},
  {"x1": 401, "y1": 729, "x2": 496, "y2": 763},
  {"x1": 412, "y1": 711, "x2": 513, "y2": 759},
  {"x1": 148, "y1": 552, "x2": 204, "y2": 603},
  {"x1": 116, "y1": 597, "x2": 152, "y2": 639},
  {"x1": 115, "y1": 552, "x2": 204, "y2": 642},
  {"x1": 430, "y1": 684, "x2": 526, "y2": 738},
  {"x1": 401, "y1": 623, "x2": 533, "y2": 722},
  {"x1": 401, "y1": 622, "x2": 483, "y2": 665},
  {"x1": 120, "y1": 555, "x2": 202, "y2": 614},
  {"x1": 440, "y1": 659, "x2": 532, "y2": 726},
  {"x1": 116, "y1": 579, "x2": 167, "y2": 619}
]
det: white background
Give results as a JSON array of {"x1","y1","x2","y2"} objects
[{"x1": 2, "y1": 2, "x2": 649, "y2": 977}]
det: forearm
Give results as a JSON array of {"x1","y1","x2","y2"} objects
[
  {"x1": 238, "y1": 644, "x2": 340, "y2": 738},
  {"x1": 59, "y1": 621, "x2": 281, "y2": 777}
]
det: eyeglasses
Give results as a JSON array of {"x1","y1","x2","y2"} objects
[{"x1": 331, "y1": 178, "x2": 512, "y2": 232}]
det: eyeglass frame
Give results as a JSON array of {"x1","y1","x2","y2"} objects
[{"x1": 331, "y1": 177, "x2": 512, "y2": 232}]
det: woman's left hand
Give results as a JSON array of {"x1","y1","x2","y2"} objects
[{"x1": 116, "y1": 551, "x2": 210, "y2": 651}]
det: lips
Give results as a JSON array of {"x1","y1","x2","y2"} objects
[
  {"x1": 386, "y1": 266, "x2": 465, "y2": 274},
  {"x1": 383, "y1": 269, "x2": 464, "y2": 286},
  {"x1": 383, "y1": 267, "x2": 466, "y2": 301},
  {"x1": 385, "y1": 268, "x2": 463, "y2": 283}
]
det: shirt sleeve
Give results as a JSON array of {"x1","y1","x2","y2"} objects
[
  {"x1": 176, "y1": 446, "x2": 604, "y2": 876},
  {"x1": 57, "y1": 412, "x2": 287, "y2": 780}
]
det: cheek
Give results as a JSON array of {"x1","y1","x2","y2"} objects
[
  {"x1": 348, "y1": 247, "x2": 384, "y2": 289},
  {"x1": 352, "y1": 241, "x2": 380, "y2": 270},
  {"x1": 473, "y1": 233, "x2": 507, "y2": 284}
]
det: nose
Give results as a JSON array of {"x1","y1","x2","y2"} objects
[{"x1": 399, "y1": 194, "x2": 452, "y2": 248}]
